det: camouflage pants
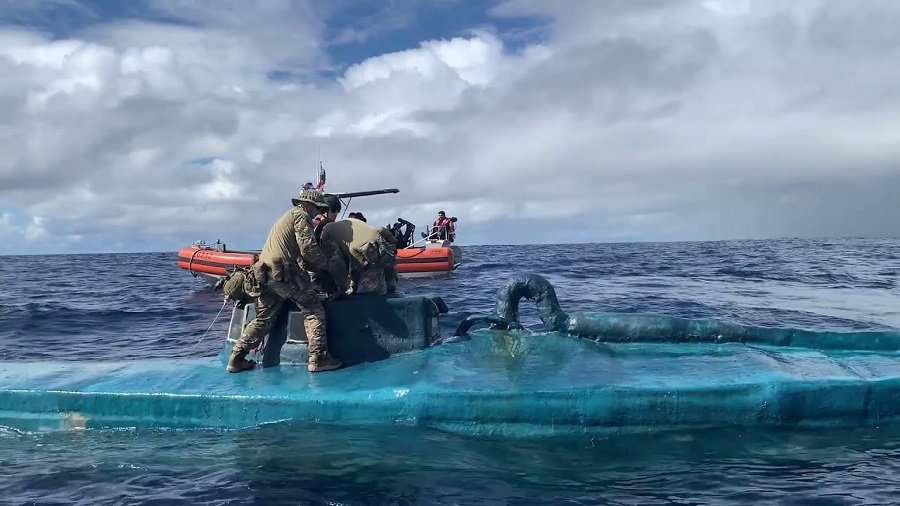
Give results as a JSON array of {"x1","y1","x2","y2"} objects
[
  {"x1": 346, "y1": 238, "x2": 397, "y2": 295},
  {"x1": 234, "y1": 267, "x2": 328, "y2": 358},
  {"x1": 383, "y1": 243, "x2": 398, "y2": 292},
  {"x1": 357, "y1": 264, "x2": 388, "y2": 294}
]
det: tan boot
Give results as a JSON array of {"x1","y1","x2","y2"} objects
[
  {"x1": 308, "y1": 353, "x2": 342, "y2": 372},
  {"x1": 226, "y1": 350, "x2": 256, "y2": 373}
]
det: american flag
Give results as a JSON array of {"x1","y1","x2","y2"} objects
[{"x1": 315, "y1": 163, "x2": 326, "y2": 190}]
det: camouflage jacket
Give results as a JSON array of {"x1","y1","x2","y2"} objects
[
  {"x1": 319, "y1": 217, "x2": 396, "y2": 269},
  {"x1": 258, "y1": 206, "x2": 348, "y2": 287}
]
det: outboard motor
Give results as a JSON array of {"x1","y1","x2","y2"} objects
[{"x1": 391, "y1": 218, "x2": 415, "y2": 248}]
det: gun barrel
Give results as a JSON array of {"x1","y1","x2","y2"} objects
[{"x1": 334, "y1": 188, "x2": 400, "y2": 198}]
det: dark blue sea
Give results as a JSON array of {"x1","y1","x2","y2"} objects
[{"x1": 1, "y1": 237, "x2": 899, "y2": 505}]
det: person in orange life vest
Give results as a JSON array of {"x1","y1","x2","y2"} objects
[{"x1": 432, "y1": 211, "x2": 455, "y2": 242}]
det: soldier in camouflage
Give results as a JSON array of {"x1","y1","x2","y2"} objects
[
  {"x1": 317, "y1": 203, "x2": 398, "y2": 295},
  {"x1": 308, "y1": 193, "x2": 346, "y2": 295},
  {"x1": 221, "y1": 188, "x2": 350, "y2": 374}
]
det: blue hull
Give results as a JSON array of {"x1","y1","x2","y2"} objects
[{"x1": 2, "y1": 333, "x2": 899, "y2": 437}]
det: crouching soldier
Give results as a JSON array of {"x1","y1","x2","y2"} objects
[
  {"x1": 319, "y1": 211, "x2": 398, "y2": 295},
  {"x1": 307, "y1": 193, "x2": 345, "y2": 295}
]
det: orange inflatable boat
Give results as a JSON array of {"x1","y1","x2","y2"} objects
[
  {"x1": 177, "y1": 241, "x2": 257, "y2": 280},
  {"x1": 395, "y1": 246, "x2": 456, "y2": 277},
  {"x1": 177, "y1": 240, "x2": 460, "y2": 283}
]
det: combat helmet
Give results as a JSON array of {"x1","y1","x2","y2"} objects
[
  {"x1": 322, "y1": 193, "x2": 341, "y2": 213},
  {"x1": 292, "y1": 188, "x2": 328, "y2": 208}
]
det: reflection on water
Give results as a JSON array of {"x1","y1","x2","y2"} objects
[{"x1": 3, "y1": 422, "x2": 900, "y2": 505}]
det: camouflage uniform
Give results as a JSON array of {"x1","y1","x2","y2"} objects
[
  {"x1": 224, "y1": 189, "x2": 349, "y2": 373},
  {"x1": 382, "y1": 240, "x2": 398, "y2": 293},
  {"x1": 319, "y1": 217, "x2": 398, "y2": 295},
  {"x1": 307, "y1": 194, "x2": 348, "y2": 295}
]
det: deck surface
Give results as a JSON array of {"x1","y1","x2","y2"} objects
[{"x1": 1, "y1": 332, "x2": 899, "y2": 436}]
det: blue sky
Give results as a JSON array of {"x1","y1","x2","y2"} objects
[
  {"x1": 0, "y1": 1, "x2": 549, "y2": 67},
  {"x1": 1, "y1": 0, "x2": 899, "y2": 255}
]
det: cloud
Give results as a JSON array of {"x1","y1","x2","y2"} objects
[
  {"x1": 0, "y1": 209, "x2": 48, "y2": 253},
  {"x1": 0, "y1": 0, "x2": 898, "y2": 254}
]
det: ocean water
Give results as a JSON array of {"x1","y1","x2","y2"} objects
[{"x1": 0, "y1": 237, "x2": 898, "y2": 505}]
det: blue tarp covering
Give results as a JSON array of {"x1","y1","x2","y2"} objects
[{"x1": 1, "y1": 331, "x2": 899, "y2": 436}]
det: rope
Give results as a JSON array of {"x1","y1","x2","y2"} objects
[
  {"x1": 193, "y1": 298, "x2": 229, "y2": 351},
  {"x1": 187, "y1": 248, "x2": 202, "y2": 278}
]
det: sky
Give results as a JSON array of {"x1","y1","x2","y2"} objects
[{"x1": 1, "y1": 0, "x2": 899, "y2": 255}]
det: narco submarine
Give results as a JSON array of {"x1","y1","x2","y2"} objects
[{"x1": 0, "y1": 269, "x2": 900, "y2": 437}]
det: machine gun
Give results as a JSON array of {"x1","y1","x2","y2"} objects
[{"x1": 331, "y1": 188, "x2": 400, "y2": 219}]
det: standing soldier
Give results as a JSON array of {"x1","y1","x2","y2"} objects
[{"x1": 220, "y1": 188, "x2": 349, "y2": 373}]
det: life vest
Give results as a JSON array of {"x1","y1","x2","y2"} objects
[{"x1": 432, "y1": 217, "x2": 455, "y2": 240}]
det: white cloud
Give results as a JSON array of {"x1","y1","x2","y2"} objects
[
  {"x1": 0, "y1": 212, "x2": 48, "y2": 252},
  {"x1": 0, "y1": 0, "x2": 899, "y2": 254},
  {"x1": 24, "y1": 215, "x2": 47, "y2": 241}
]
